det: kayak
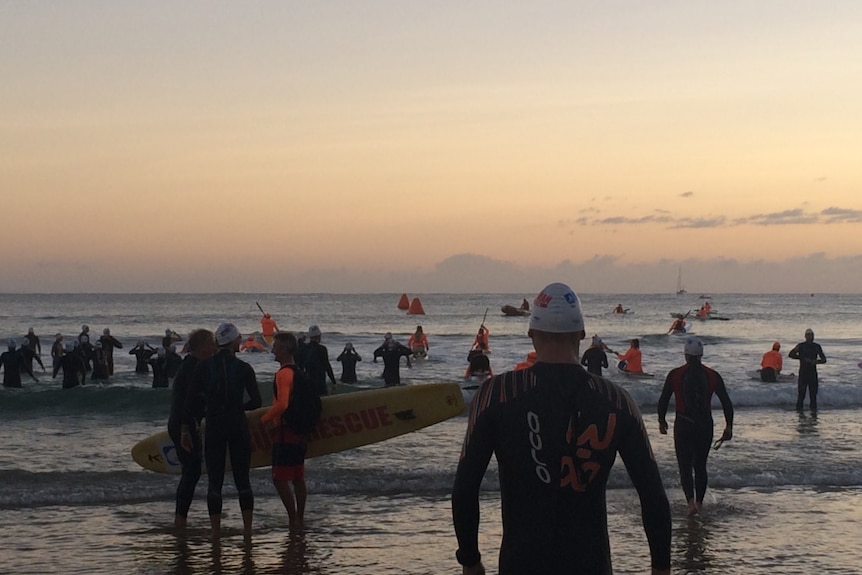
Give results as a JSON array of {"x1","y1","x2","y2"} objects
[
  {"x1": 501, "y1": 304, "x2": 530, "y2": 317},
  {"x1": 616, "y1": 365, "x2": 655, "y2": 379},
  {"x1": 746, "y1": 370, "x2": 797, "y2": 383}
]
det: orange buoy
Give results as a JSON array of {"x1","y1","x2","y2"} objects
[
  {"x1": 407, "y1": 297, "x2": 425, "y2": 315},
  {"x1": 397, "y1": 293, "x2": 410, "y2": 310}
]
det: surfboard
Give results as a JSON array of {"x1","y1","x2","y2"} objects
[
  {"x1": 131, "y1": 382, "x2": 466, "y2": 475},
  {"x1": 616, "y1": 365, "x2": 655, "y2": 379},
  {"x1": 746, "y1": 369, "x2": 796, "y2": 383}
]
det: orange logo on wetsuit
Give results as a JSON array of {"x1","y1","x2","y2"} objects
[{"x1": 560, "y1": 414, "x2": 617, "y2": 492}]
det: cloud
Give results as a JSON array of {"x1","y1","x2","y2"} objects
[
  {"x1": 669, "y1": 216, "x2": 727, "y2": 229},
  {"x1": 680, "y1": 191, "x2": 694, "y2": 197},
  {"x1": 738, "y1": 209, "x2": 820, "y2": 226},
  {"x1": 821, "y1": 207, "x2": 862, "y2": 224}
]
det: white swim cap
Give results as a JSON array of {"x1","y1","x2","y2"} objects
[
  {"x1": 307, "y1": 325, "x2": 322, "y2": 338},
  {"x1": 165, "y1": 329, "x2": 172, "y2": 336},
  {"x1": 215, "y1": 322, "x2": 241, "y2": 346},
  {"x1": 684, "y1": 336, "x2": 704, "y2": 357},
  {"x1": 529, "y1": 283, "x2": 585, "y2": 333},
  {"x1": 592, "y1": 335, "x2": 603, "y2": 347}
]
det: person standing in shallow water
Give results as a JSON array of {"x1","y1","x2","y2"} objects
[
  {"x1": 336, "y1": 342, "x2": 362, "y2": 384},
  {"x1": 789, "y1": 328, "x2": 827, "y2": 412},
  {"x1": 2, "y1": 340, "x2": 39, "y2": 387},
  {"x1": 658, "y1": 336, "x2": 733, "y2": 517},
  {"x1": 99, "y1": 328, "x2": 123, "y2": 376}
]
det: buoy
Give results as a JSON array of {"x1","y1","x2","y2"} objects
[
  {"x1": 407, "y1": 297, "x2": 425, "y2": 315},
  {"x1": 397, "y1": 293, "x2": 410, "y2": 310}
]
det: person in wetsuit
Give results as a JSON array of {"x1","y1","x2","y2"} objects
[
  {"x1": 452, "y1": 283, "x2": 671, "y2": 575},
  {"x1": 658, "y1": 336, "x2": 733, "y2": 516},
  {"x1": 168, "y1": 329, "x2": 216, "y2": 529},
  {"x1": 99, "y1": 328, "x2": 123, "y2": 375},
  {"x1": 336, "y1": 342, "x2": 362, "y2": 384},
  {"x1": 149, "y1": 347, "x2": 169, "y2": 388},
  {"x1": 19, "y1": 340, "x2": 45, "y2": 373},
  {"x1": 464, "y1": 349, "x2": 491, "y2": 380},
  {"x1": 50, "y1": 334, "x2": 65, "y2": 373},
  {"x1": 1, "y1": 340, "x2": 39, "y2": 388},
  {"x1": 129, "y1": 341, "x2": 157, "y2": 374},
  {"x1": 53, "y1": 343, "x2": 87, "y2": 389},
  {"x1": 24, "y1": 328, "x2": 41, "y2": 357},
  {"x1": 162, "y1": 328, "x2": 182, "y2": 349},
  {"x1": 581, "y1": 335, "x2": 610, "y2": 376},
  {"x1": 90, "y1": 341, "x2": 110, "y2": 381},
  {"x1": 788, "y1": 328, "x2": 827, "y2": 411},
  {"x1": 373, "y1": 334, "x2": 413, "y2": 386},
  {"x1": 181, "y1": 322, "x2": 261, "y2": 540},
  {"x1": 299, "y1": 325, "x2": 337, "y2": 395}
]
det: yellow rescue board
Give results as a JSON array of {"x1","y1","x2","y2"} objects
[{"x1": 131, "y1": 382, "x2": 465, "y2": 474}]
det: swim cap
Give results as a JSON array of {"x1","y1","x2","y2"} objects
[
  {"x1": 592, "y1": 335, "x2": 603, "y2": 347},
  {"x1": 28, "y1": 327, "x2": 34, "y2": 334},
  {"x1": 55, "y1": 333, "x2": 63, "y2": 339},
  {"x1": 7, "y1": 340, "x2": 15, "y2": 349},
  {"x1": 103, "y1": 328, "x2": 110, "y2": 336},
  {"x1": 81, "y1": 325, "x2": 89, "y2": 332},
  {"x1": 215, "y1": 322, "x2": 241, "y2": 346},
  {"x1": 345, "y1": 342, "x2": 353, "y2": 349},
  {"x1": 384, "y1": 332, "x2": 392, "y2": 340},
  {"x1": 805, "y1": 328, "x2": 814, "y2": 336},
  {"x1": 137, "y1": 340, "x2": 145, "y2": 347},
  {"x1": 165, "y1": 329, "x2": 172, "y2": 336},
  {"x1": 772, "y1": 341, "x2": 781, "y2": 351},
  {"x1": 684, "y1": 336, "x2": 704, "y2": 357},
  {"x1": 307, "y1": 325, "x2": 322, "y2": 339},
  {"x1": 529, "y1": 283, "x2": 585, "y2": 333}
]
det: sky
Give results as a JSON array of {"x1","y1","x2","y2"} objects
[{"x1": 2, "y1": 1, "x2": 861, "y2": 293}]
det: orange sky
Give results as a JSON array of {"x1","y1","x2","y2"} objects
[{"x1": 2, "y1": 2, "x2": 861, "y2": 292}]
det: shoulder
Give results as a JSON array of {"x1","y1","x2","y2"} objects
[{"x1": 580, "y1": 372, "x2": 643, "y2": 420}]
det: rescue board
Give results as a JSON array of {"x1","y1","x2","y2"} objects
[
  {"x1": 616, "y1": 365, "x2": 655, "y2": 379},
  {"x1": 746, "y1": 370, "x2": 796, "y2": 382},
  {"x1": 131, "y1": 382, "x2": 466, "y2": 475}
]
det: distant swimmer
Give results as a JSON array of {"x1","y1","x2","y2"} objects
[
  {"x1": 51, "y1": 334, "x2": 64, "y2": 372},
  {"x1": 19, "y1": 340, "x2": 45, "y2": 373},
  {"x1": 53, "y1": 343, "x2": 87, "y2": 389},
  {"x1": 24, "y1": 328, "x2": 41, "y2": 357},
  {"x1": 99, "y1": 328, "x2": 123, "y2": 375},
  {"x1": 1, "y1": 340, "x2": 38, "y2": 387},
  {"x1": 581, "y1": 335, "x2": 610, "y2": 376},
  {"x1": 616, "y1": 339, "x2": 644, "y2": 374},
  {"x1": 471, "y1": 326, "x2": 490, "y2": 352},
  {"x1": 168, "y1": 329, "x2": 217, "y2": 529},
  {"x1": 162, "y1": 329, "x2": 182, "y2": 349},
  {"x1": 78, "y1": 325, "x2": 90, "y2": 345},
  {"x1": 464, "y1": 349, "x2": 492, "y2": 380},
  {"x1": 658, "y1": 337, "x2": 733, "y2": 516},
  {"x1": 240, "y1": 335, "x2": 266, "y2": 353},
  {"x1": 788, "y1": 328, "x2": 827, "y2": 412},
  {"x1": 149, "y1": 348, "x2": 170, "y2": 388},
  {"x1": 613, "y1": 304, "x2": 628, "y2": 314},
  {"x1": 299, "y1": 325, "x2": 338, "y2": 395},
  {"x1": 260, "y1": 313, "x2": 279, "y2": 345},
  {"x1": 373, "y1": 335, "x2": 413, "y2": 386},
  {"x1": 760, "y1": 342, "x2": 783, "y2": 382},
  {"x1": 130, "y1": 341, "x2": 157, "y2": 374},
  {"x1": 90, "y1": 341, "x2": 110, "y2": 381},
  {"x1": 336, "y1": 342, "x2": 362, "y2": 384},
  {"x1": 407, "y1": 325, "x2": 430, "y2": 358}
]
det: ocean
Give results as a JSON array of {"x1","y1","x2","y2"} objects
[{"x1": 1, "y1": 292, "x2": 861, "y2": 574}]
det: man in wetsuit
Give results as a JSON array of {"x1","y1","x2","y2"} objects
[
  {"x1": 51, "y1": 334, "x2": 65, "y2": 373},
  {"x1": 788, "y1": 328, "x2": 827, "y2": 411},
  {"x1": 129, "y1": 341, "x2": 157, "y2": 374},
  {"x1": 299, "y1": 325, "x2": 337, "y2": 395},
  {"x1": 24, "y1": 328, "x2": 41, "y2": 357},
  {"x1": 99, "y1": 328, "x2": 123, "y2": 375},
  {"x1": 19, "y1": 340, "x2": 45, "y2": 373},
  {"x1": 168, "y1": 329, "x2": 216, "y2": 529},
  {"x1": 162, "y1": 328, "x2": 182, "y2": 349},
  {"x1": 581, "y1": 335, "x2": 610, "y2": 376},
  {"x1": 373, "y1": 334, "x2": 413, "y2": 386},
  {"x1": 336, "y1": 342, "x2": 362, "y2": 384},
  {"x1": 53, "y1": 343, "x2": 87, "y2": 389},
  {"x1": 181, "y1": 322, "x2": 261, "y2": 540},
  {"x1": 2, "y1": 340, "x2": 40, "y2": 387},
  {"x1": 90, "y1": 341, "x2": 110, "y2": 381},
  {"x1": 658, "y1": 336, "x2": 733, "y2": 516},
  {"x1": 452, "y1": 282, "x2": 671, "y2": 575}
]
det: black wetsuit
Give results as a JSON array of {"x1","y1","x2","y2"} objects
[
  {"x1": 374, "y1": 343, "x2": 412, "y2": 386},
  {"x1": 25, "y1": 333, "x2": 41, "y2": 356},
  {"x1": 185, "y1": 349, "x2": 262, "y2": 518},
  {"x1": 99, "y1": 335, "x2": 123, "y2": 375},
  {"x1": 336, "y1": 349, "x2": 362, "y2": 383},
  {"x1": 165, "y1": 349, "x2": 183, "y2": 380},
  {"x1": 168, "y1": 354, "x2": 205, "y2": 520},
  {"x1": 51, "y1": 340, "x2": 64, "y2": 372},
  {"x1": 130, "y1": 346, "x2": 156, "y2": 374},
  {"x1": 53, "y1": 353, "x2": 87, "y2": 389},
  {"x1": 789, "y1": 341, "x2": 826, "y2": 411},
  {"x1": 658, "y1": 361, "x2": 733, "y2": 504},
  {"x1": 581, "y1": 347, "x2": 609, "y2": 376},
  {"x1": 301, "y1": 341, "x2": 336, "y2": 395},
  {"x1": 453, "y1": 363, "x2": 671, "y2": 574},
  {"x1": 465, "y1": 350, "x2": 491, "y2": 378},
  {"x1": 19, "y1": 346, "x2": 44, "y2": 373},
  {"x1": 148, "y1": 356, "x2": 169, "y2": 388},
  {"x1": 1, "y1": 350, "x2": 33, "y2": 388}
]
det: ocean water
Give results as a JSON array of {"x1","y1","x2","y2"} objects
[{"x1": 1, "y1": 292, "x2": 861, "y2": 574}]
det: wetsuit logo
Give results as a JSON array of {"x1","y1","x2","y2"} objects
[
  {"x1": 561, "y1": 414, "x2": 617, "y2": 492},
  {"x1": 527, "y1": 411, "x2": 551, "y2": 484},
  {"x1": 534, "y1": 293, "x2": 553, "y2": 308}
]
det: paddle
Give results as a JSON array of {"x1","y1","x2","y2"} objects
[{"x1": 256, "y1": 301, "x2": 266, "y2": 317}]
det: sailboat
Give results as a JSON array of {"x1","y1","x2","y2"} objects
[{"x1": 676, "y1": 266, "x2": 687, "y2": 296}]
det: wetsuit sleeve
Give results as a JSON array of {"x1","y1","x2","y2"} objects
[
  {"x1": 657, "y1": 371, "x2": 674, "y2": 423},
  {"x1": 113, "y1": 337, "x2": 123, "y2": 349},
  {"x1": 324, "y1": 352, "x2": 337, "y2": 384},
  {"x1": 242, "y1": 364, "x2": 262, "y2": 411},
  {"x1": 616, "y1": 400, "x2": 672, "y2": 571},
  {"x1": 601, "y1": 351, "x2": 608, "y2": 369},
  {"x1": 817, "y1": 344, "x2": 827, "y2": 364},
  {"x1": 183, "y1": 361, "x2": 207, "y2": 423},
  {"x1": 261, "y1": 368, "x2": 294, "y2": 424},
  {"x1": 788, "y1": 345, "x2": 800, "y2": 360},
  {"x1": 373, "y1": 345, "x2": 384, "y2": 359},
  {"x1": 452, "y1": 386, "x2": 496, "y2": 568},
  {"x1": 580, "y1": 350, "x2": 588, "y2": 366},
  {"x1": 713, "y1": 373, "x2": 734, "y2": 429}
]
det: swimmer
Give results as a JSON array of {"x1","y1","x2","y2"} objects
[{"x1": 336, "y1": 342, "x2": 362, "y2": 384}]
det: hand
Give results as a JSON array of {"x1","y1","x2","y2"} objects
[
  {"x1": 720, "y1": 427, "x2": 732, "y2": 441},
  {"x1": 463, "y1": 562, "x2": 486, "y2": 575},
  {"x1": 180, "y1": 429, "x2": 193, "y2": 452},
  {"x1": 659, "y1": 420, "x2": 668, "y2": 435}
]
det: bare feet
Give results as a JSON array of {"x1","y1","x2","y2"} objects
[{"x1": 687, "y1": 499, "x2": 701, "y2": 516}]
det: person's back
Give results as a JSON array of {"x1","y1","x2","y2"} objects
[
  {"x1": 336, "y1": 344, "x2": 361, "y2": 383},
  {"x1": 618, "y1": 346, "x2": 643, "y2": 373},
  {"x1": 1, "y1": 348, "x2": 25, "y2": 388},
  {"x1": 54, "y1": 347, "x2": 86, "y2": 389},
  {"x1": 581, "y1": 343, "x2": 609, "y2": 376},
  {"x1": 454, "y1": 364, "x2": 669, "y2": 573}
]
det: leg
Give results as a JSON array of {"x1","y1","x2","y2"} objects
[
  {"x1": 673, "y1": 422, "x2": 696, "y2": 506},
  {"x1": 204, "y1": 428, "x2": 227, "y2": 539},
  {"x1": 796, "y1": 377, "x2": 808, "y2": 411},
  {"x1": 809, "y1": 377, "x2": 819, "y2": 412},
  {"x1": 173, "y1": 428, "x2": 202, "y2": 528},
  {"x1": 692, "y1": 425, "x2": 714, "y2": 506},
  {"x1": 274, "y1": 480, "x2": 297, "y2": 526},
  {"x1": 294, "y1": 478, "x2": 307, "y2": 530},
  {"x1": 228, "y1": 423, "x2": 254, "y2": 539}
]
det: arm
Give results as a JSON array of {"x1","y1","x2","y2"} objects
[
  {"x1": 601, "y1": 351, "x2": 609, "y2": 369},
  {"x1": 788, "y1": 345, "x2": 800, "y2": 360},
  {"x1": 242, "y1": 365, "x2": 262, "y2": 411},
  {"x1": 617, "y1": 403, "x2": 672, "y2": 574},
  {"x1": 713, "y1": 374, "x2": 734, "y2": 441},
  {"x1": 816, "y1": 344, "x2": 827, "y2": 364},
  {"x1": 656, "y1": 373, "x2": 674, "y2": 434},
  {"x1": 261, "y1": 369, "x2": 293, "y2": 425},
  {"x1": 452, "y1": 390, "x2": 496, "y2": 573}
]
